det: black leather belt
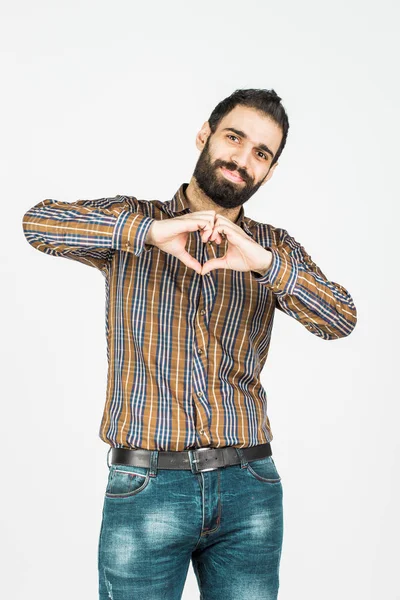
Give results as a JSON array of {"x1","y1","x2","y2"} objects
[{"x1": 108, "y1": 442, "x2": 272, "y2": 474}]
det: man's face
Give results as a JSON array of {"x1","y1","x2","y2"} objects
[{"x1": 192, "y1": 105, "x2": 283, "y2": 209}]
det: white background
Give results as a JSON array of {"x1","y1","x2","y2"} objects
[{"x1": 1, "y1": 0, "x2": 399, "y2": 598}]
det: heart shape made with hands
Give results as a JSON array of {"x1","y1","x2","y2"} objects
[{"x1": 198, "y1": 214, "x2": 271, "y2": 277}]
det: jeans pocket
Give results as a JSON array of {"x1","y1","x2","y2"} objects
[
  {"x1": 105, "y1": 463, "x2": 150, "y2": 498},
  {"x1": 246, "y1": 455, "x2": 282, "y2": 484}
]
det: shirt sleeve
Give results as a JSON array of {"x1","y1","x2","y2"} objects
[
  {"x1": 250, "y1": 227, "x2": 357, "y2": 340},
  {"x1": 22, "y1": 195, "x2": 155, "y2": 272}
]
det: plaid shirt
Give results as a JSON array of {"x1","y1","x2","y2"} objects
[{"x1": 22, "y1": 183, "x2": 357, "y2": 451}]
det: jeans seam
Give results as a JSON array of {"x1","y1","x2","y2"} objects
[{"x1": 200, "y1": 469, "x2": 222, "y2": 536}]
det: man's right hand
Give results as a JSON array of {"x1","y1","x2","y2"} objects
[{"x1": 144, "y1": 211, "x2": 223, "y2": 275}]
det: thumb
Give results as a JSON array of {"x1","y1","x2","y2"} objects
[
  {"x1": 201, "y1": 257, "x2": 227, "y2": 275},
  {"x1": 176, "y1": 249, "x2": 203, "y2": 275}
]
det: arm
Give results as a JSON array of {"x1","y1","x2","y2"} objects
[
  {"x1": 251, "y1": 227, "x2": 357, "y2": 340},
  {"x1": 22, "y1": 195, "x2": 155, "y2": 272}
]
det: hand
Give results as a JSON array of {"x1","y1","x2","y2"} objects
[
  {"x1": 145, "y1": 210, "x2": 223, "y2": 275},
  {"x1": 200, "y1": 213, "x2": 272, "y2": 276},
  {"x1": 145, "y1": 211, "x2": 272, "y2": 276}
]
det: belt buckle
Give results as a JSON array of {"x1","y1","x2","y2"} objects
[{"x1": 189, "y1": 447, "x2": 220, "y2": 474}]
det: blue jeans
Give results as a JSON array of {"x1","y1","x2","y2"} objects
[{"x1": 98, "y1": 448, "x2": 284, "y2": 599}]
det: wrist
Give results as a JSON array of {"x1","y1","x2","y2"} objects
[{"x1": 255, "y1": 249, "x2": 273, "y2": 276}]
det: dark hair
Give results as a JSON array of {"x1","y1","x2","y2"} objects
[{"x1": 207, "y1": 88, "x2": 289, "y2": 166}]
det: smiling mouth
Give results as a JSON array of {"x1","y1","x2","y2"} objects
[{"x1": 220, "y1": 166, "x2": 245, "y2": 183}]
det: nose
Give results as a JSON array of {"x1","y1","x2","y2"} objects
[{"x1": 231, "y1": 146, "x2": 251, "y2": 170}]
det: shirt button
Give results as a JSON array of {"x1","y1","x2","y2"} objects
[
  {"x1": 206, "y1": 272, "x2": 211, "y2": 277},
  {"x1": 200, "y1": 309, "x2": 206, "y2": 315},
  {"x1": 199, "y1": 429, "x2": 205, "y2": 434},
  {"x1": 198, "y1": 348, "x2": 203, "y2": 354},
  {"x1": 125, "y1": 241, "x2": 131, "y2": 248},
  {"x1": 197, "y1": 391, "x2": 204, "y2": 397}
]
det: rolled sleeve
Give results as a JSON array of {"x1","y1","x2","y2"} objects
[{"x1": 112, "y1": 211, "x2": 155, "y2": 256}]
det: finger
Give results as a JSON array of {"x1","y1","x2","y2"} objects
[
  {"x1": 210, "y1": 223, "x2": 230, "y2": 244},
  {"x1": 187, "y1": 214, "x2": 216, "y2": 225},
  {"x1": 199, "y1": 220, "x2": 217, "y2": 243},
  {"x1": 175, "y1": 249, "x2": 203, "y2": 275},
  {"x1": 201, "y1": 257, "x2": 227, "y2": 275},
  {"x1": 183, "y1": 217, "x2": 214, "y2": 231},
  {"x1": 182, "y1": 216, "x2": 216, "y2": 243},
  {"x1": 213, "y1": 217, "x2": 245, "y2": 243},
  {"x1": 197, "y1": 219, "x2": 217, "y2": 243},
  {"x1": 214, "y1": 232, "x2": 224, "y2": 245},
  {"x1": 212, "y1": 224, "x2": 235, "y2": 243},
  {"x1": 209, "y1": 221, "x2": 223, "y2": 244}
]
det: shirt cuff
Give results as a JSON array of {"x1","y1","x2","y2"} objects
[
  {"x1": 250, "y1": 247, "x2": 299, "y2": 295},
  {"x1": 111, "y1": 211, "x2": 155, "y2": 256}
]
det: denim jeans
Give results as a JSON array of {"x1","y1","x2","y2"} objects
[{"x1": 98, "y1": 448, "x2": 284, "y2": 600}]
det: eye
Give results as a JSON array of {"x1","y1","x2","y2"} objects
[{"x1": 227, "y1": 135, "x2": 268, "y2": 161}]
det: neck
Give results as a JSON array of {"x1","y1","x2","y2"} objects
[{"x1": 185, "y1": 177, "x2": 242, "y2": 224}]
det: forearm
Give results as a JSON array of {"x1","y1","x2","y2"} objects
[
  {"x1": 251, "y1": 230, "x2": 357, "y2": 340},
  {"x1": 22, "y1": 196, "x2": 155, "y2": 264}
]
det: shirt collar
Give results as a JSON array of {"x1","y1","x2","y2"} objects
[{"x1": 164, "y1": 183, "x2": 254, "y2": 237}]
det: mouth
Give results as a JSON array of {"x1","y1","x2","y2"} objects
[{"x1": 220, "y1": 166, "x2": 245, "y2": 183}]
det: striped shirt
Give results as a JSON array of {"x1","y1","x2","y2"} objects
[{"x1": 22, "y1": 182, "x2": 357, "y2": 451}]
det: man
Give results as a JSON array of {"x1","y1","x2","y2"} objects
[{"x1": 22, "y1": 88, "x2": 357, "y2": 600}]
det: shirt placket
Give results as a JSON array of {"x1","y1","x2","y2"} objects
[{"x1": 192, "y1": 235, "x2": 218, "y2": 447}]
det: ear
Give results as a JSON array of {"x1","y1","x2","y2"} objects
[
  {"x1": 261, "y1": 162, "x2": 278, "y2": 186},
  {"x1": 195, "y1": 121, "x2": 212, "y2": 152}
]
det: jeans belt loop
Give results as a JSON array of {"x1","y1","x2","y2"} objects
[
  {"x1": 149, "y1": 450, "x2": 159, "y2": 478},
  {"x1": 235, "y1": 447, "x2": 249, "y2": 469}
]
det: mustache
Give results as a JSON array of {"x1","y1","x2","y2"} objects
[{"x1": 214, "y1": 160, "x2": 250, "y2": 184}]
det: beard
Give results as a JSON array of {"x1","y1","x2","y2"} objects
[{"x1": 192, "y1": 135, "x2": 269, "y2": 209}]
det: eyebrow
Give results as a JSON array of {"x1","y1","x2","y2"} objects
[{"x1": 221, "y1": 127, "x2": 275, "y2": 160}]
